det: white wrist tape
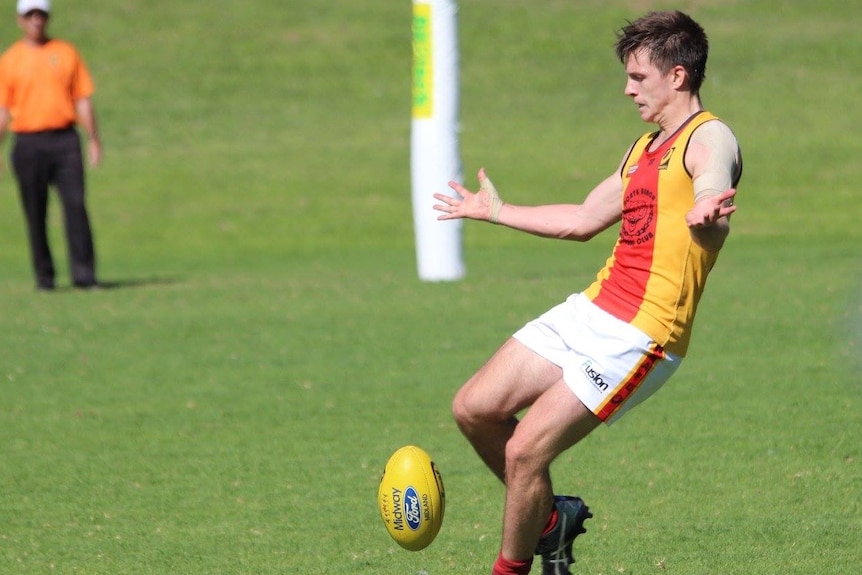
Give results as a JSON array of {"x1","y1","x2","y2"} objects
[{"x1": 480, "y1": 176, "x2": 504, "y2": 224}]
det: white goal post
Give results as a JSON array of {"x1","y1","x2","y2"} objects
[{"x1": 410, "y1": 0, "x2": 465, "y2": 282}]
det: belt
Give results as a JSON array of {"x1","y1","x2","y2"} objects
[{"x1": 14, "y1": 125, "x2": 76, "y2": 135}]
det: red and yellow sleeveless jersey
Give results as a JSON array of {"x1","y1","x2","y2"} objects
[
  {"x1": 0, "y1": 39, "x2": 94, "y2": 133},
  {"x1": 583, "y1": 111, "x2": 723, "y2": 357}
]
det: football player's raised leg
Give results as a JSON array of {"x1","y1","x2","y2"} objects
[
  {"x1": 452, "y1": 338, "x2": 564, "y2": 483},
  {"x1": 501, "y1": 380, "x2": 600, "y2": 561}
]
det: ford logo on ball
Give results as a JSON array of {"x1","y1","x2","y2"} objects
[{"x1": 403, "y1": 486, "x2": 422, "y2": 531}]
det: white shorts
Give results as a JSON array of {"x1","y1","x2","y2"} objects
[{"x1": 513, "y1": 293, "x2": 682, "y2": 425}]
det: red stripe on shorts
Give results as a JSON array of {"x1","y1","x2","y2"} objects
[{"x1": 596, "y1": 344, "x2": 665, "y2": 421}]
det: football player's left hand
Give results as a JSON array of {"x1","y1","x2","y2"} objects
[{"x1": 687, "y1": 188, "x2": 736, "y2": 228}]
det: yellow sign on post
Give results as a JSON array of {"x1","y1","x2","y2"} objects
[{"x1": 412, "y1": 4, "x2": 433, "y2": 118}]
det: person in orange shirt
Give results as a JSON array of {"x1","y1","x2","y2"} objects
[
  {"x1": 433, "y1": 11, "x2": 741, "y2": 575},
  {"x1": 0, "y1": 0, "x2": 102, "y2": 290}
]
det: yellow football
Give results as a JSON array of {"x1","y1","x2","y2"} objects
[{"x1": 378, "y1": 445, "x2": 445, "y2": 551}]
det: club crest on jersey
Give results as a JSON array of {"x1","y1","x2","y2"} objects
[
  {"x1": 658, "y1": 147, "x2": 675, "y2": 170},
  {"x1": 621, "y1": 187, "x2": 656, "y2": 245}
]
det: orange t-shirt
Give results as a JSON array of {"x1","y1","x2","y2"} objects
[{"x1": 0, "y1": 39, "x2": 94, "y2": 133}]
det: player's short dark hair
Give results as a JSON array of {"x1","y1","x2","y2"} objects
[{"x1": 615, "y1": 11, "x2": 709, "y2": 93}]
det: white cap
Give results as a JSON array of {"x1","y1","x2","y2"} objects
[{"x1": 17, "y1": 0, "x2": 51, "y2": 15}]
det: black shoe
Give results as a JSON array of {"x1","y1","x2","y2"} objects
[
  {"x1": 73, "y1": 281, "x2": 101, "y2": 290},
  {"x1": 535, "y1": 496, "x2": 592, "y2": 575},
  {"x1": 36, "y1": 283, "x2": 55, "y2": 292}
]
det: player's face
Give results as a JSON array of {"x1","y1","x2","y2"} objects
[
  {"x1": 623, "y1": 49, "x2": 675, "y2": 124},
  {"x1": 18, "y1": 10, "x2": 49, "y2": 43}
]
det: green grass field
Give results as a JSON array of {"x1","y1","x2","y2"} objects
[{"x1": 1, "y1": 1, "x2": 859, "y2": 573}]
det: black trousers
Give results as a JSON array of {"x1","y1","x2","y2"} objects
[{"x1": 12, "y1": 127, "x2": 96, "y2": 288}]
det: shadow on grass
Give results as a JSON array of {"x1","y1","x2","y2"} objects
[
  {"x1": 99, "y1": 276, "x2": 183, "y2": 290},
  {"x1": 43, "y1": 276, "x2": 184, "y2": 293}
]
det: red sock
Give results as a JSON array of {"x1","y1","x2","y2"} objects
[
  {"x1": 492, "y1": 553, "x2": 533, "y2": 575},
  {"x1": 542, "y1": 507, "x2": 559, "y2": 536}
]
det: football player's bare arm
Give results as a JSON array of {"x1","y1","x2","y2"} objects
[
  {"x1": 486, "y1": 172, "x2": 622, "y2": 241},
  {"x1": 434, "y1": 155, "x2": 626, "y2": 242}
]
